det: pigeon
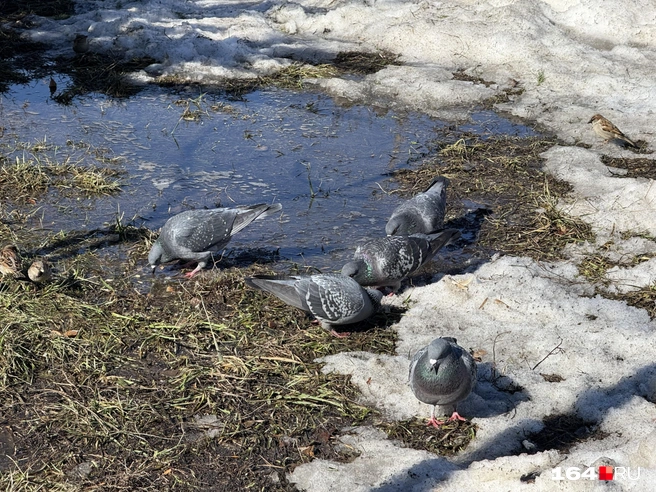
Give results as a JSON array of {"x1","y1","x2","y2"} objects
[
  {"x1": 148, "y1": 203, "x2": 282, "y2": 278},
  {"x1": 386, "y1": 176, "x2": 449, "y2": 236},
  {"x1": 28, "y1": 259, "x2": 52, "y2": 284},
  {"x1": 588, "y1": 114, "x2": 638, "y2": 149},
  {"x1": 341, "y1": 229, "x2": 460, "y2": 291},
  {"x1": 245, "y1": 273, "x2": 383, "y2": 334},
  {"x1": 0, "y1": 245, "x2": 24, "y2": 278},
  {"x1": 409, "y1": 337, "x2": 477, "y2": 428}
]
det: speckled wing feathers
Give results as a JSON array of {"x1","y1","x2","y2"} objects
[
  {"x1": 301, "y1": 274, "x2": 365, "y2": 321},
  {"x1": 343, "y1": 229, "x2": 460, "y2": 288},
  {"x1": 245, "y1": 274, "x2": 383, "y2": 328}
]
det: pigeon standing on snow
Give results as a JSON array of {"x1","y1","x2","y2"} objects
[
  {"x1": 341, "y1": 229, "x2": 460, "y2": 291},
  {"x1": 386, "y1": 176, "x2": 450, "y2": 236},
  {"x1": 148, "y1": 203, "x2": 282, "y2": 278},
  {"x1": 409, "y1": 337, "x2": 476, "y2": 428},
  {"x1": 245, "y1": 273, "x2": 383, "y2": 334}
]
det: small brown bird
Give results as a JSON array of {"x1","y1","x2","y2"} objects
[
  {"x1": 73, "y1": 34, "x2": 89, "y2": 55},
  {"x1": 0, "y1": 245, "x2": 25, "y2": 278},
  {"x1": 28, "y1": 259, "x2": 52, "y2": 284},
  {"x1": 588, "y1": 114, "x2": 638, "y2": 149},
  {"x1": 49, "y1": 77, "x2": 57, "y2": 94}
]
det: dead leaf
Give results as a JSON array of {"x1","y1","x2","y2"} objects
[{"x1": 471, "y1": 348, "x2": 487, "y2": 362}]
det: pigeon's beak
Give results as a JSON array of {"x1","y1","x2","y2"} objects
[
  {"x1": 151, "y1": 265, "x2": 157, "y2": 276},
  {"x1": 429, "y1": 358, "x2": 439, "y2": 373}
]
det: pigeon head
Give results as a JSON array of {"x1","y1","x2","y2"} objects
[
  {"x1": 385, "y1": 215, "x2": 414, "y2": 236},
  {"x1": 426, "y1": 338, "x2": 453, "y2": 373},
  {"x1": 148, "y1": 240, "x2": 165, "y2": 271},
  {"x1": 341, "y1": 259, "x2": 373, "y2": 284}
]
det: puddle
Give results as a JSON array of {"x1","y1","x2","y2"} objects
[{"x1": 0, "y1": 76, "x2": 537, "y2": 274}]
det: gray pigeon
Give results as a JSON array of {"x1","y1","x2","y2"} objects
[
  {"x1": 409, "y1": 337, "x2": 476, "y2": 428},
  {"x1": 245, "y1": 273, "x2": 383, "y2": 334},
  {"x1": 341, "y1": 229, "x2": 460, "y2": 291},
  {"x1": 386, "y1": 176, "x2": 449, "y2": 236},
  {"x1": 148, "y1": 203, "x2": 282, "y2": 277}
]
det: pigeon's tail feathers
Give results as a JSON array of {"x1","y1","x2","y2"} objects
[
  {"x1": 245, "y1": 275, "x2": 306, "y2": 311},
  {"x1": 231, "y1": 203, "x2": 282, "y2": 235},
  {"x1": 426, "y1": 175, "x2": 450, "y2": 193},
  {"x1": 427, "y1": 228, "x2": 461, "y2": 252}
]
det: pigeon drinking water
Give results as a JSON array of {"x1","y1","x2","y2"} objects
[
  {"x1": 386, "y1": 176, "x2": 449, "y2": 236},
  {"x1": 245, "y1": 273, "x2": 383, "y2": 335},
  {"x1": 148, "y1": 203, "x2": 282, "y2": 278},
  {"x1": 409, "y1": 337, "x2": 476, "y2": 428},
  {"x1": 341, "y1": 229, "x2": 460, "y2": 291}
]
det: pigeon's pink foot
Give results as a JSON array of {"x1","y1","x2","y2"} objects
[
  {"x1": 184, "y1": 266, "x2": 203, "y2": 278},
  {"x1": 329, "y1": 330, "x2": 351, "y2": 338},
  {"x1": 426, "y1": 416, "x2": 446, "y2": 428},
  {"x1": 447, "y1": 412, "x2": 467, "y2": 422}
]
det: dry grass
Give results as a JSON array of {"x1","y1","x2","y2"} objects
[
  {"x1": 0, "y1": 153, "x2": 123, "y2": 203},
  {"x1": 601, "y1": 155, "x2": 656, "y2": 177},
  {"x1": 379, "y1": 418, "x2": 477, "y2": 456},
  {"x1": 0, "y1": 258, "x2": 405, "y2": 490}
]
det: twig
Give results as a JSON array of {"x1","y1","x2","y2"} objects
[
  {"x1": 491, "y1": 331, "x2": 511, "y2": 381},
  {"x1": 532, "y1": 337, "x2": 564, "y2": 371}
]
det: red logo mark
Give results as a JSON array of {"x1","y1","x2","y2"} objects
[{"x1": 599, "y1": 466, "x2": 614, "y2": 481}]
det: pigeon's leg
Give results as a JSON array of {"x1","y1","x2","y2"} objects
[
  {"x1": 447, "y1": 411, "x2": 467, "y2": 422},
  {"x1": 426, "y1": 406, "x2": 445, "y2": 428},
  {"x1": 329, "y1": 330, "x2": 351, "y2": 338},
  {"x1": 184, "y1": 261, "x2": 207, "y2": 278},
  {"x1": 317, "y1": 320, "x2": 351, "y2": 338}
]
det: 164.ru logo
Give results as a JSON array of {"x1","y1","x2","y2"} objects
[{"x1": 552, "y1": 466, "x2": 641, "y2": 481}]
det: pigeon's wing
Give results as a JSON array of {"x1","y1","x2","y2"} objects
[
  {"x1": 230, "y1": 203, "x2": 282, "y2": 236},
  {"x1": 451, "y1": 341, "x2": 478, "y2": 389},
  {"x1": 300, "y1": 275, "x2": 365, "y2": 322},
  {"x1": 245, "y1": 275, "x2": 308, "y2": 311},
  {"x1": 161, "y1": 209, "x2": 227, "y2": 245},
  {"x1": 409, "y1": 345, "x2": 427, "y2": 381}
]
